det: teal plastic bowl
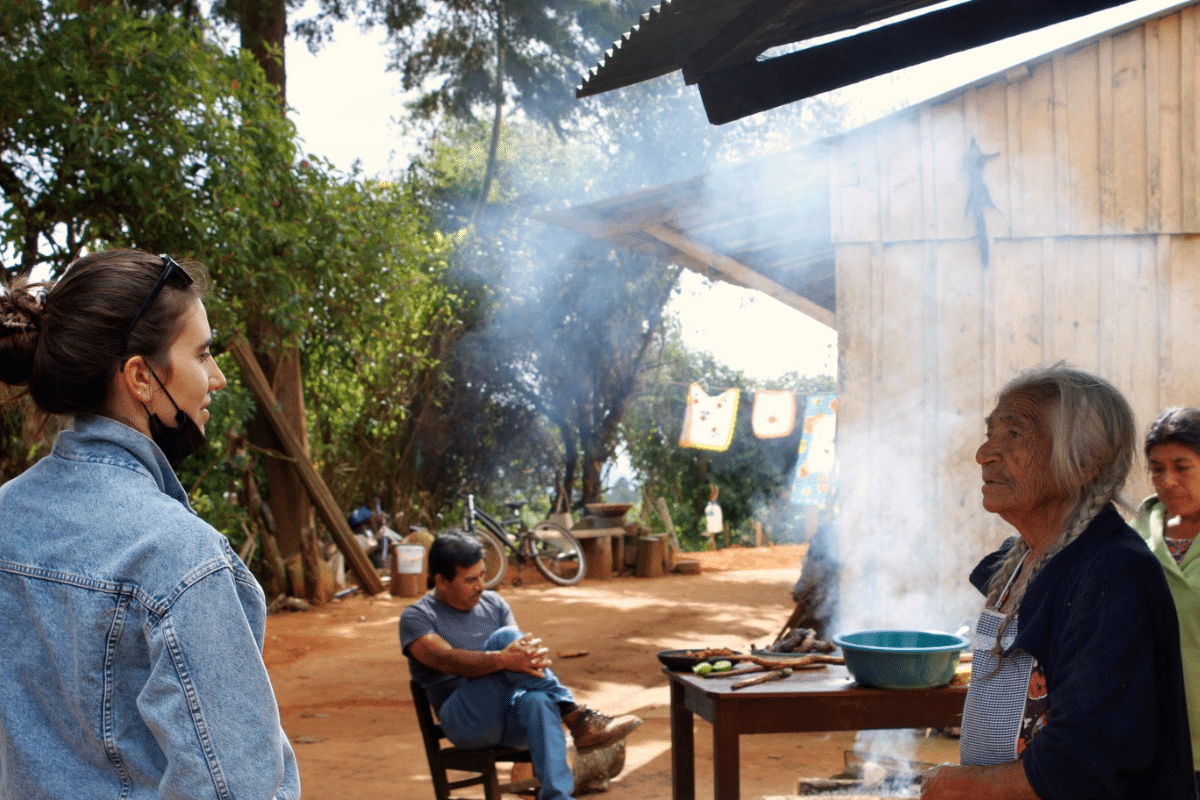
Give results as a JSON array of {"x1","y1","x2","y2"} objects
[{"x1": 832, "y1": 629, "x2": 969, "y2": 689}]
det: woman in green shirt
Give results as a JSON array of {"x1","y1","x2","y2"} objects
[{"x1": 1133, "y1": 407, "x2": 1200, "y2": 789}]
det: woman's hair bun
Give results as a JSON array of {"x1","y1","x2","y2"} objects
[{"x1": 0, "y1": 281, "x2": 44, "y2": 387}]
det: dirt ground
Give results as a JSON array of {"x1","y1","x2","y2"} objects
[{"x1": 263, "y1": 544, "x2": 959, "y2": 800}]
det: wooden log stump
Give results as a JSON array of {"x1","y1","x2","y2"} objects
[
  {"x1": 583, "y1": 537, "x2": 613, "y2": 580},
  {"x1": 510, "y1": 739, "x2": 626, "y2": 795},
  {"x1": 635, "y1": 535, "x2": 666, "y2": 578}
]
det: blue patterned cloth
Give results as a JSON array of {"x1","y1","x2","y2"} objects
[{"x1": 791, "y1": 393, "x2": 836, "y2": 508}]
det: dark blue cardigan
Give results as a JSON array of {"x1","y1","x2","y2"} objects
[{"x1": 970, "y1": 505, "x2": 1195, "y2": 799}]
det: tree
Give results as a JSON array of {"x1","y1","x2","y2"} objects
[
  {"x1": 469, "y1": 235, "x2": 681, "y2": 508},
  {"x1": 0, "y1": 0, "x2": 479, "y2": 590},
  {"x1": 295, "y1": 178, "x2": 472, "y2": 529},
  {"x1": 222, "y1": 0, "x2": 634, "y2": 561},
  {"x1": 0, "y1": 0, "x2": 288, "y2": 276},
  {"x1": 402, "y1": 58, "x2": 850, "y2": 511},
  {"x1": 405, "y1": 119, "x2": 688, "y2": 510},
  {"x1": 360, "y1": 0, "x2": 634, "y2": 222}
]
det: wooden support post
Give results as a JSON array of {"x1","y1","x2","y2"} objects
[
  {"x1": 654, "y1": 497, "x2": 680, "y2": 572},
  {"x1": 229, "y1": 336, "x2": 385, "y2": 595}
]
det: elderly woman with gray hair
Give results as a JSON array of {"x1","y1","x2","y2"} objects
[{"x1": 922, "y1": 364, "x2": 1194, "y2": 800}]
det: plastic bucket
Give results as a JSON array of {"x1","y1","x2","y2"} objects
[{"x1": 395, "y1": 545, "x2": 425, "y2": 574}]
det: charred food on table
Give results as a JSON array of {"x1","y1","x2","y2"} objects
[{"x1": 768, "y1": 627, "x2": 836, "y2": 654}]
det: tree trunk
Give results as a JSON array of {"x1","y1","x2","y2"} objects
[
  {"x1": 236, "y1": 0, "x2": 313, "y2": 571},
  {"x1": 239, "y1": 0, "x2": 287, "y2": 106},
  {"x1": 471, "y1": 0, "x2": 505, "y2": 228},
  {"x1": 580, "y1": 457, "x2": 603, "y2": 505}
]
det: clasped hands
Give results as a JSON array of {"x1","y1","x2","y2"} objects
[{"x1": 502, "y1": 633, "x2": 552, "y2": 677}]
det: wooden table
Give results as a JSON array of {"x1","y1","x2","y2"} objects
[
  {"x1": 665, "y1": 666, "x2": 967, "y2": 800},
  {"x1": 571, "y1": 526, "x2": 626, "y2": 579}
]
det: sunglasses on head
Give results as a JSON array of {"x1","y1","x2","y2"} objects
[{"x1": 121, "y1": 254, "x2": 194, "y2": 357}]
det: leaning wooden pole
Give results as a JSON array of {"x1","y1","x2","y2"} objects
[{"x1": 229, "y1": 336, "x2": 385, "y2": 595}]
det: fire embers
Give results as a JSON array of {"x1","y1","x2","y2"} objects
[{"x1": 791, "y1": 750, "x2": 931, "y2": 797}]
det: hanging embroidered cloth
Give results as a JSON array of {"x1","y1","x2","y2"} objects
[
  {"x1": 791, "y1": 393, "x2": 837, "y2": 507},
  {"x1": 679, "y1": 383, "x2": 740, "y2": 452},
  {"x1": 751, "y1": 390, "x2": 797, "y2": 439}
]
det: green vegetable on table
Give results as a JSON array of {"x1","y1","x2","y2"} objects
[
  {"x1": 711, "y1": 660, "x2": 733, "y2": 672},
  {"x1": 692, "y1": 662, "x2": 714, "y2": 675}
]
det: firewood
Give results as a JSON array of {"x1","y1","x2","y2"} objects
[
  {"x1": 703, "y1": 663, "x2": 826, "y2": 679},
  {"x1": 725, "y1": 653, "x2": 843, "y2": 670},
  {"x1": 732, "y1": 667, "x2": 792, "y2": 690}
]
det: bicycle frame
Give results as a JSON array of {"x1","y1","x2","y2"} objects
[
  {"x1": 465, "y1": 495, "x2": 520, "y2": 551},
  {"x1": 459, "y1": 494, "x2": 586, "y2": 588}
]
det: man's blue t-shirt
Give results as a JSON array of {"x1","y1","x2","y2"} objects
[{"x1": 400, "y1": 590, "x2": 516, "y2": 709}]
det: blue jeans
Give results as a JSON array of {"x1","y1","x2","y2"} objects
[{"x1": 437, "y1": 627, "x2": 576, "y2": 800}]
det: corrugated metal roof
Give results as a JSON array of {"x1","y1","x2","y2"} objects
[
  {"x1": 577, "y1": 0, "x2": 967, "y2": 98},
  {"x1": 578, "y1": 0, "x2": 1142, "y2": 124},
  {"x1": 560, "y1": 0, "x2": 1184, "y2": 322}
]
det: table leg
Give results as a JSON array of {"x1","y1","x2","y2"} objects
[
  {"x1": 712, "y1": 702, "x2": 739, "y2": 800},
  {"x1": 669, "y1": 679, "x2": 695, "y2": 800}
]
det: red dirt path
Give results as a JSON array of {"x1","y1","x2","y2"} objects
[{"x1": 263, "y1": 544, "x2": 958, "y2": 799}]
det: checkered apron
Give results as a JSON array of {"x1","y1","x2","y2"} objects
[{"x1": 959, "y1": 568, "x2": 1034, "y2": 765}]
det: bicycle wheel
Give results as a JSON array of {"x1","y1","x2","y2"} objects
[
  {"x1": 449, "y1": 527, "x2": 507, "y2": 589},
  {"x1": 528, "y1": 522, "x2": 586, "y2": 586}
]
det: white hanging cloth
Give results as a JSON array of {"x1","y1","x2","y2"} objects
[
  {"x1": 704, "y1": 500, "x2": 724, "y2": 534},
  {"x1": 751, "y1": 390, "x2": 797, "y2": 439},
  {"x1": 679, "y1": 383, "x2": 740, "y2": 452}
]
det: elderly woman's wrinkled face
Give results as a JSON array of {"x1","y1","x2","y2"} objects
[{"x1": 976, "y1": 394, "x2": 1061, "y2": 527}]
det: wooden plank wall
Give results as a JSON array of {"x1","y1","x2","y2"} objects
[{"x1": 828, "y1": 5, "x2": 1200, "y2": 631}]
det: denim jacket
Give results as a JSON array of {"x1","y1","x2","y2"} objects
[{"x1": 0, "y1": 415, "x2": 300, "y2": 799}]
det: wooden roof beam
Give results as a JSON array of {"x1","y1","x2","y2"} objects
[
  {"x1": 645, "y1": 223, "x2": 836, "y2": 328},
  {"x1": 697, "y1": 0, "x2": 1134, "y2": 124}
]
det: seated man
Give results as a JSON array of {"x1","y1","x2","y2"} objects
[{"x1": 401, "y1": 532, "x2": 642, "y2": 800}]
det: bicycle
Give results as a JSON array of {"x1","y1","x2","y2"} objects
[{"x1": 454, "y1": 494, "x2": 586, "y2": 588}]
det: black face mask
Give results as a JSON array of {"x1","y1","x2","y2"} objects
[{"x1": 144, "y1": 367, "x2": 207, "y2": 466}]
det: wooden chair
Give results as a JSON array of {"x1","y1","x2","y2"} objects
[{"x1": 410, "y1": 680, "x2": 539, "y2": 800}]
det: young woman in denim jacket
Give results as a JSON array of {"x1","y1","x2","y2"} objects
[{"x1": 0, "y1": 250, "x2": 300, "y2": 799}]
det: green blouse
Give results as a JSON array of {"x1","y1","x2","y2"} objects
[{"x1": 1132, "y1": 495, "x2": 1200, "y2": 770}]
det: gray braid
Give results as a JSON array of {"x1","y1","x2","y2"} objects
[{"x1": 988, "y1": 472, "x2": 1130, "y2": 661}]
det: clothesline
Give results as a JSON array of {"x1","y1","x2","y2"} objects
[{"x1": 678, "y1": 383, "x2": 837, "y2": 508}]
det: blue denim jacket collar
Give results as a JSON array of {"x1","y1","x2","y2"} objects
[{"x1": 59, "y1": 413, "x2": 192, "y2": 510}]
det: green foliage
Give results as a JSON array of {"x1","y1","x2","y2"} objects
[
  {"x1": 372, "y1": 0, "x2": 635, "y2": 129},
  {"x1": 0, "y1": 398, "x2": 55, "y2": 484},
  {"x1": 297, "y1": 178, "x2": 468, "y2": 527},
  {"x1": 0, "y1": 0, "x2": 288, "y2": 278},
  {"x1": 0, "y1": 0, "x2": 368, "y2": 345},
  {"x1": 624, "y1": 323, "x2": 835, "y2": 550},
  {"x1": 0, "y1": 0, "x2": 480, "y2": 564}
]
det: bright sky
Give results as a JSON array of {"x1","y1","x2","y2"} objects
[{"x1": 285, "y1": 0, "x2": 1182, "y2": 383}]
